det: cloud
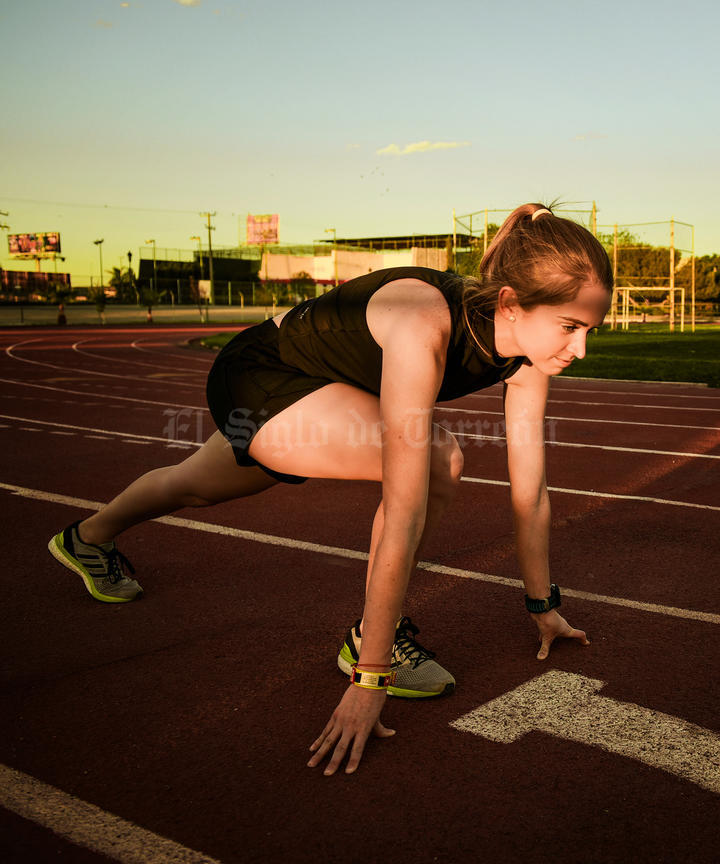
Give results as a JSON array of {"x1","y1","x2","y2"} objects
[
  {"x1": 572, "y1": 131, "x2": 608, "y2": 142},
  {"x1": 173, "y1": 0, "x2": 202, "y2": 6},
  {"x1": 376, "y1": 140, "x2": 470, "y2": 156},
  {"x1": 94, "y1": 18, "x2": 113, "y2": 28}
]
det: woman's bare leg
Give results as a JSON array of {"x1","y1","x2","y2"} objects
[
  {"x1": 361, "y1": 424, "x2": 464, "y2": 629},
  {"x1": 80, "y1": 431, "x2": 277, "y2": 545}
]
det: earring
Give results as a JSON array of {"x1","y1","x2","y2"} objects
[{"x1": 509, "y1": 315, "x2": 516, "y2": 322}]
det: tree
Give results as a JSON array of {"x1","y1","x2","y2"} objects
[
  {"x1": 289, "y1": 270, "x2": 316, "y2": 302},
  {"x1": 108, "y1": 266, "x2": 138, "y2": 304},
  {"x1": 140, "y1": 285, "x2": 161, "y2": 323},
  {"x1": 675, "y1": 254, "x2": 720, "y2": 301},
  {"x1": 91, "y1": 286, "x2": 107, "y2": 325}
]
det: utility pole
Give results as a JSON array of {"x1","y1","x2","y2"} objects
[
  {"x1": 200, "y1": 212, "x2": 216, "y2": 305},
  {"x1": 325, "y1": 227, "x2": 338, "y2": 291}
]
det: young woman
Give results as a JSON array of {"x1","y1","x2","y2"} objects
[{"x1": 49, "y1": 203, "x2": 613, "y2": 776}]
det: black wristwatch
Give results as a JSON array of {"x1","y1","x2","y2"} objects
[{"x1": 525, "y1": 583, "x2": 561, "y2": 613}]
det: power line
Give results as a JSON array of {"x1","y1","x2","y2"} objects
[{"x1": 0, "y1": 195, "x2": 208, "y2": 216}]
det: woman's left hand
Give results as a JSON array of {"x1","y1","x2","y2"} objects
[{"x1": 531, "y1": 609, "x2": 590, "y2": 660}]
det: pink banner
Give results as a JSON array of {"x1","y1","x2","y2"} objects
[{"x1": 246, "y1": 214, "x2": 279, "y2": 245}]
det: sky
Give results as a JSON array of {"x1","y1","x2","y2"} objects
[{"x1": 1, "y1": 0, "x2": 718, "y2": 283}]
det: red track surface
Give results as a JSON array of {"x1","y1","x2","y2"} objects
[{"x1": 1, "y1": 325, "x2": 719, "y2": 864}]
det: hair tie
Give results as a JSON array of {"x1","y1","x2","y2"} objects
[{"x1": 532, "y1": 208, "x2": 551, "y2": 221}]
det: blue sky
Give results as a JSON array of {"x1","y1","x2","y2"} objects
[{"x1": 1, "y1": 0, "x2": 718, "y2": 282}]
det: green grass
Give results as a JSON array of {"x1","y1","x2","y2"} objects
[
  {"x1": 201, "y1": 322, "x2": 720, "y2": 388},
  {"x1": 561, "y1": 324, "x2": 720, "y2": 388}
]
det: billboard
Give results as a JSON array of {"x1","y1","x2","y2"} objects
[
  {"x1": 246, "y1": 214, "x2": 279, "y2": 245},
  {"x1": 8, "y1": 232, "x2": 62, "y2": 257}
]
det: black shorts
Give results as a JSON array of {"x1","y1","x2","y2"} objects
[{"x1": 205, "y1": 318, "x2": 333, "y2": 484}]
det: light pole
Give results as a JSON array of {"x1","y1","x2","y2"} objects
[
  {"x1": 93, "y1": 239, "x2": 105, "y2": 293},
  {"x1": 190, "y1": 235, "x2": 202, "y2": 279},
  {"x1": 325, "y1": 227, "x2": 338, "y2": 290},
  {"x1": 145, "y1": 239, "x2": 157, "y2": 294}
]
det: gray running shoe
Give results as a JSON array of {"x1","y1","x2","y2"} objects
[
  {"x1": 48, "y1": 520, "x2": 143, "y2": 603},
  {"x1": 338, "y1": 616, "x2": 455, "y2": 698}
]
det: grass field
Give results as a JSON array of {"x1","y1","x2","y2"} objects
[
  {"x1": 563, "y1": 325, "x2": 720, "y2": 388},
  {"x1": 202, "y1": 324, "x2": 720, "y2": 389}
]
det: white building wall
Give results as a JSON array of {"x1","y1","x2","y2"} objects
[{"x1": 260, "y1": 246, "x2": 448, "y2": 283}]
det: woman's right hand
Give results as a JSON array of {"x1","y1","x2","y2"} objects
[
  {"x1": 307, "y1": 684, "x2": 396, "y2": 776},
  {"x1": 531, "y1": 609, "x2": 590, "y2": 660}
]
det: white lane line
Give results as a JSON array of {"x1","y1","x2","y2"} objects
[
  {"x1": 0, "y1": 414, "x2": 202, "y2": 447},
  {"x1": 5, "y1": 339, "x2": 204, "y2": 386},
  {"x1": 450, "y1": 671, "x2": 720, "y2": 796},
  {"x1": 470, "y1": 394, "x2": 720, "y2": 413},
  {"x1": 72, "y1": 338, "x2": 207, "y2": 375},
  {"x1": 438, "y1": 405, "x2": 719, "y2": 432},
  {"x1": 3, "y1": 376, "x2": 717, "y2": 432},
  {"x1": 4, "y1": 480, "x2": 719, "y2": 626},
  {"x1": 130, "y1": 337, "x2": 213, "y2": 364},
  {"x1": 0, "y1": 378, "x2": 205, "y2": 411},
  {"x1": 0, "y1": 763, "x2": 222, "y2": 864},
  {"x1": 474, "y1": 383, "x2": 717, "y2": 400},
  {"x1": 452, "y1": 430, "x2": 720, "y2": 460},
  {"x1": 18, "y1": 426, "x2": 42, "y2": 432},
  {"x1": 461, "y1": 475, "x2": 720, "y2": 512},
  {"x1": 555, "y1": 377, "x2": 711, "y2": 392},
  {"x1": 3, "y1": 414, "x2": 715, "y2": 507}
]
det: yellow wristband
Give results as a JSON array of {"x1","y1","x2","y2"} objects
[{"x1": 350, "y1": 666, "x2": 396, "y2": 689}]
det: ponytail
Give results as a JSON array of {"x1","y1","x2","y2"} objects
[{"x1": 461, "y1": 202, "x2": 613, "y2": 349}]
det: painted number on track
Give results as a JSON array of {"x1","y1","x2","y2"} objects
[{"x1": 451, "y1": 670, "x2": 720, "y2": 795}]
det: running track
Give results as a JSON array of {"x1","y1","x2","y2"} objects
[{"x1": 1, "y1": 326, "x2": 719, "y2": 864}]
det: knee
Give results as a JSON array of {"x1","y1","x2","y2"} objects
[
  {"x1": 161, "y1": 465, "x2": 218, "y2": 508},
  {"x1": 430, "y1": 436, "x2": 464, "y2": 496}
]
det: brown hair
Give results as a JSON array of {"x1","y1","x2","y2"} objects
[{"x1": 462, "y1": 202, "x2": 613, "y2": 348}]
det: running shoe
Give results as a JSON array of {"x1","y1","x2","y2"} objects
[
  {"x1": 337, "y1": 616, "x2": 455, "y2": 698},
  {"x1": 48, "y1": 520, "x2": 143, "y2": 603}
]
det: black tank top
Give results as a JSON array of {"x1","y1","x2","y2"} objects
[{"x1": 277, "y1": 266, "x2": 524, "y2": 402}]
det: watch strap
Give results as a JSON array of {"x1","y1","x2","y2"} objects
[{"x1": 525, "y1": 583, "x2": 561, "y2": 613}]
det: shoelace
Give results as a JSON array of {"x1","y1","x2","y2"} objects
[
  {"x1": 105, "y1": 548, "x2": 136, "y2": 585},
  {"x1": 392, "y1": 616, "x2": 436, "y2": 668}
]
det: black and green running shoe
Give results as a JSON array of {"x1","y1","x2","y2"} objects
[
  {"x1": 338, "y1": 616, "x2": 455, "y2": 698},
  {"x1": 48, "y1": 520, "x2": 143, "y2": 603}
]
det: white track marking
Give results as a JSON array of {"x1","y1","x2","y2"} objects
[
  {"x1": 0, "y1": 414, "x2": 203, "y2": 447},
  {"x1": 71, "y1": 339, "x2": 206, "y2": 376},
  {"x1": 438, "y1": 405, "x2": 719, "y2": 432},
  {"x1": 452, "y1": 430, "x2": 720, "y2": 460},
  {"x1": 4, "y1": 480, "x2": 719, "y2": 625},
  {"x1": 470, "y1": 383, "x2": 717, "y2": 400},
  {"x1": 5, "y1": 339, "x2": 202, "y2": 386},
  {"x1": 2, "y1": 414, "x2": 715, "y2": 507},
  {"x1": 469, "y1": 393, "x2": 720, "y2": 412},
  {"x1": 0, "y1": 377, "x2": 205, "y2": 410},
  {"x1": 130, "y1": 337, "x2": 213, "y2": 363},
  {"x1": 451, "y1": 671, "x2": 720, "y2": 796},
  {"x1": 0, "y1": 763, "x2": 222, "y2": 864},
  {"x1": 2, "y1": 378, "x2": 716, "y2": 432},
  {"x1": 461, "y1": 476, "x2": 720, "y2": 512}
]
